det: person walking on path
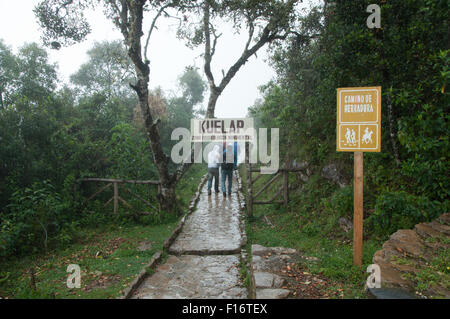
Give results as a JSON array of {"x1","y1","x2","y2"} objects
[
  {"x1": 207, "y1": 144, "x2": 221, "y2": 195},
  {"x1": 221, "y1": 143, "x2": 237, "y2": 197}
]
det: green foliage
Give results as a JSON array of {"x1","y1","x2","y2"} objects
[
  {"x1": 178, "y1": 0, "x2": 301, "y2": 49},
  {"x1": 34, "y1": 0, "x2": 93, "y2": 46},
  {"x1": 368, "y1": 191, "x2": 444, "y2": 236},
  {"x1": 157, "y1": 67, "x2": 206, "y2": 161},
  {"x1": 1, "y1": 181, "x2": 70, "y2": 256},
  {"x1": 323, "y1": 186, "x2": 353, "y2": 219},
  {"x1": 250, "y1": 0, "x2": 449, "y2": 238},
  {"x1": 107, "y1": 123, "x2": 155, "y2": 179},
  {"x1": 70, "y1": 40, "x2": 136, "y2": 99},
  {"x1": 178, "y1": 66, "x2": 206, "y2": 107},
  {"x1": 0, "y1": 41, "x2": 57, "y2": 106},
  {"x1": 0, "y1": 40, "x2": 18, "y2": 107},
  {"x1": 396, "y1": 50, "x2": 450, "y2": 201},
  {"x1": 0, "y1": 38, "x2": 206, "y2": 259},
  {"x1": 15, "y1": 43, "x2": 58, "y2": 102}
]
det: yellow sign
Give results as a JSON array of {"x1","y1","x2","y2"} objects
[{"x1": 337, "y1": 86, "x2": 381, "y2": 152}]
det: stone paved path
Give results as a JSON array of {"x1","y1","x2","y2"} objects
[{"x1": 132, "y1": 172, "x2": 247, "y2": 299}]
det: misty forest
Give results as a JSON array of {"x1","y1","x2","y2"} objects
[{"x1": 0, "y1": 0, "x2": 448, "y2": 300}]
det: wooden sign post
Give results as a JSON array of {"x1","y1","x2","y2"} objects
[
  {"x1": 337, "y1": 86, "x2": 381, "y2": 266},
  {"x1": 353, "y1": 151, "x2": 364, "y2": 266}
]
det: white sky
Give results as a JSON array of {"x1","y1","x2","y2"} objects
[{"x1": 0, "y1": 0, "x2": 280, "y2": 118}]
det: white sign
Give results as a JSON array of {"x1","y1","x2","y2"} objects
[{"x1": 190, "y1": 118, "x2": 254, "y2": 142}]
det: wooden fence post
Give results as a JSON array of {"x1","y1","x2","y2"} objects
[
  {"x1": 245, "y1": 142, "x2": 253, "y2": 218},
  {"x1": 283, "y1": 170, "x2": 289, "y2": 207},
  {"x1": 113, "y1": 182, "x2": 119, "y2": 214},
  {"x1": 157, "y1": 184, "x2": 161, "y2": 211}
]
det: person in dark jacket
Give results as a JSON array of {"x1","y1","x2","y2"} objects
[{"x1": 221, "y1": 143, "x2": 237, "y2": 197}]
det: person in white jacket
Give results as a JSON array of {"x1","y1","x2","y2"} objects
[{"x1": 207, "y1": 144, "x2": 221, "y2": 195}]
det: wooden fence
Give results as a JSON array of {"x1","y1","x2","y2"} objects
[
  {"x1": 244, "y1": 143, "x2": 307, "y2": 217},
  {"x1": 78, "y1": 178, "x2": 161, "y2": 215},
  {"x1": 244, "y1": 166, "x2": 307, "y2": 217}
]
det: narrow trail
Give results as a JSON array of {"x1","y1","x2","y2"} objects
[{"x1": 132, "y1": 172, "x2": 248, "y2": 299}]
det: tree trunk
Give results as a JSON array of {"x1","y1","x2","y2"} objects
[
  {"x1": 201, "y1": 1, "x2": 282, "y2": 119},
  {"x1": 158, "y1": 184, "x2": 178, "y2": 214},
  {"x1": 387, "y1": 94, "x2": 401, "y2": 165},
  {"x1": 206, "y1": 87, "x2": 220, "y2": 118},
  {"x1": 376, "y1": 25, "x2": 401, "y2": 166},
  {"x1": 134, "y1": 78, "x2": 178, "y2": 214},
  {"x1": 125, "y1": 1, "x2": 179, "y2": 214}
]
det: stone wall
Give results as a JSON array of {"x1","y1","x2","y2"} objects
[{"x1": 372, "y1": 213, "x2": 449, "y2": 298}]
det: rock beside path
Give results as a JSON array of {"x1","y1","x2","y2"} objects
[
  {"x1": 252, "y1": 244, "x2": 297, "y2": 256},
  {"x1": 137, "y1": 241, "x2": 152, "y2": 252},
  {"x1": 256, "y1": 288, "x2": 291, "y2": 299},
  {"x1": 321, "y1": 163, "x2": 348, "y2": 188},
  {"x1": 254, "y1": 272, "x2": 286, "y2": 288},
  {"x1": 251, "y1": 244, "x2": 319, "y2": 299},
  {"x1": 372, "y1": 213, "x2": 450, "y2": 298}
]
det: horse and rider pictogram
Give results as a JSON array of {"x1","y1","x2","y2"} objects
[{"x1": 362, "y1": 127, "x2": 374, "y2": 144}]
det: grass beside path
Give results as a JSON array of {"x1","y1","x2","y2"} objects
[
  {"x1": 0, "y1": 223, "x2": 176, "y2": 299},
  {"x1": 0, "y1": 165, "x2": 206, "y2": 299},
  {"x1": 240, "y1": 166, "x2": 383, "y2": 299}
]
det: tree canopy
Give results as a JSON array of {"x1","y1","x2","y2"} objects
[{"x1": 70, "y1": 40, "x2": 136, "y2": 99}]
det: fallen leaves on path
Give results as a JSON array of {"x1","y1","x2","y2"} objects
[{"x1": 264, "y1": 254, "x2": 343, "y2": 299}]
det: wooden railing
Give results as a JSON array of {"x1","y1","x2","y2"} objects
[
  {"x1": 78, "y1": 178, "x2": 161, "y2": 215},
  {"x1": 244, "y1": 142, "x2": 307, "y2": 217},
  {"x1": 244, "y1": 166, "x2": 307, "y2": 218}
]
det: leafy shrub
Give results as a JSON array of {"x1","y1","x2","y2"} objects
[
  {"x1": 368, "y1": 191, "x2": 443, "y2": 236},
  {"x1": 0, "y1": 180, "x2": 70, "y2": 256},
  {"x1": 323, "y1": 186, "x2": 353, "y2": 218},
  {"x1": 107, "y1": 123, "x2": 155, "y2": 179}
]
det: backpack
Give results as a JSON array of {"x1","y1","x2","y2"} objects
[
  {"x1": 221, "y1": 147, "x2": 236, "y2": 170},
  {"x1": 221, "y1": 162, "x2": 235, "y2": 170}
]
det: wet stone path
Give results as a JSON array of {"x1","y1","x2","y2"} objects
[{"x1": 132, "y1": 172, "x2": 247, "y2": 299}]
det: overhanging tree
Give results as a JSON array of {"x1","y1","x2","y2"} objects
[
  {"x1": 34, "y1": 0, "x2": 197, "y2": 214},
  {"x1": 178, "y1": 0, "x2": 302, "y2": 118}
]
